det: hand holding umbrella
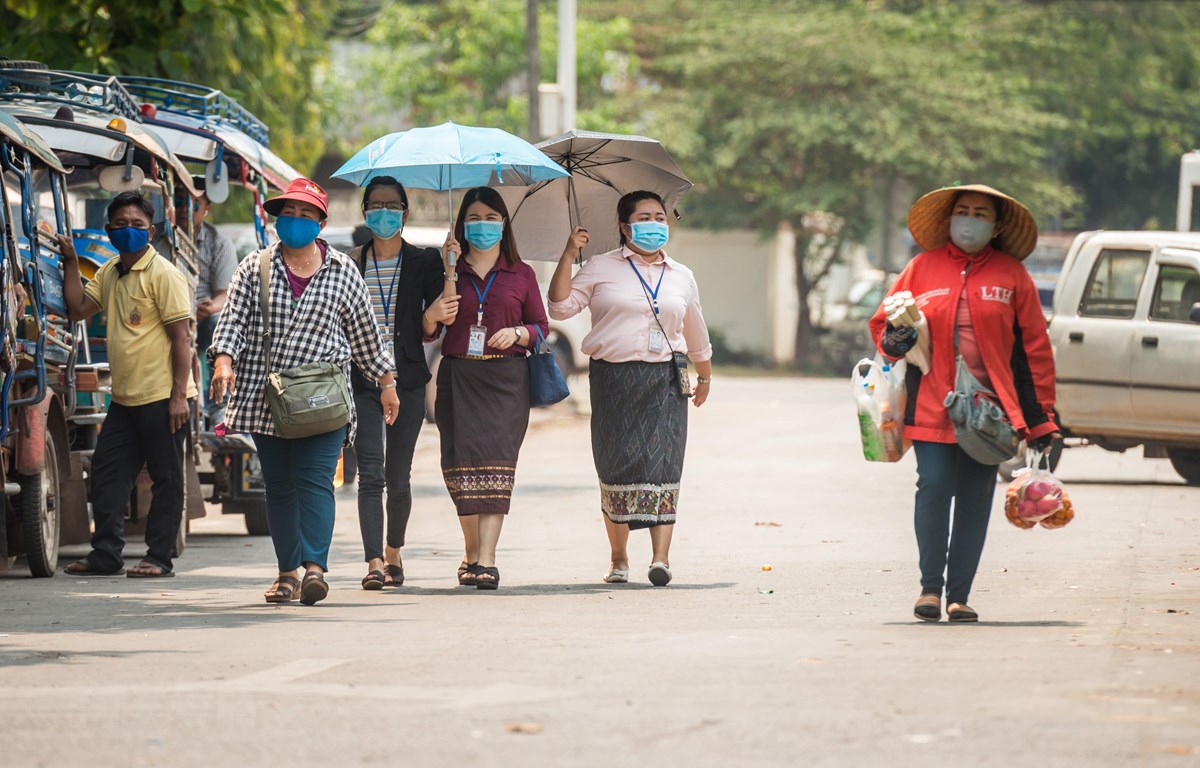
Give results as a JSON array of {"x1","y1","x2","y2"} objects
[{"x1": 548, "y1": 226, "x2": 591, "y2": 305}]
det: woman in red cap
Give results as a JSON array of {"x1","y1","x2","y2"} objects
[
  {"x1": 870, "y1": 184, "x2": 1060, "y2": 623},
  {"x1": 208, "y1": 178, "x2": 399, "y2": 606}
]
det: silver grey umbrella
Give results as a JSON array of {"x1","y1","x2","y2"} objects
[{"x1": 495, "y1": 130, "x2": 693, "y2": 261}]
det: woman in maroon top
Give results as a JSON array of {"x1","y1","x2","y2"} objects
[{"x1": 433, "y1": 186, "x2": 549, "y2": 590}]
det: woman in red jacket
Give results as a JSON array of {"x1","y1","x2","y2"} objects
[{"x1": 870, "y1": 184, "x2": 1060, "y2": 623}]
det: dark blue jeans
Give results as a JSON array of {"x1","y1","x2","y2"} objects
[
  {"x1": 252, "y1": 426, "x2": 347, "y2": 572},
  {"x1": 912, "y1": 440, "x2": 998, "y2": 605}
]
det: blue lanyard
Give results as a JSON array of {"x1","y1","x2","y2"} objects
[
  {"x1": 469, "y1": 271, "x2": 499, "y2": 324},
  {"x1": 369, "y1": 246, "x2": 403, "y2": 324},
  {"x1": 626, "y1": 257, "x2": 666, "y2": 314}
]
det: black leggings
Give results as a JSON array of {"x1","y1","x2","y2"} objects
[{"x1": 354, "y1": 384, "x2": 426, "y2": 561}]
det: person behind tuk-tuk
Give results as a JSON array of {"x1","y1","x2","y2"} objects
[
  {"x1": 56, "y1": 191, "x2": 197, "y2": 578},
  {"x1": 179, "y1": 178, "x2": 237, "y2": 420}
]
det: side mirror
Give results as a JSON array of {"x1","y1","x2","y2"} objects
[{"x1": 1189, "y1": 303, "x2": 1200, "y2": 323}]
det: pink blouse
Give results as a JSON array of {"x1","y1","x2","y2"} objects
[{"x1": 548, "y1": 246, "x2": 712, "y2": 364}]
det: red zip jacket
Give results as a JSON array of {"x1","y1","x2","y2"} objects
[{"x1": 869, "y1": 243, "x2": 1058, "y2": 444}]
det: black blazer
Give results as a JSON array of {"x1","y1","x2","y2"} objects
[{"x1": 350, "y1": 240, "x2": 444, "y2": 392}]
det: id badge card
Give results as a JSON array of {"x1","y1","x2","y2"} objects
[
  {"x1": 468, "y1": 324, "x2": 487, "y2": 357},
  {"x1": 648, "y1": 322, "x2": 666, "y2": 354}
]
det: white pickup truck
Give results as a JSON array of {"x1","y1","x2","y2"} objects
[{"x1": 1047, "y1": 230, "x2": 1200, "y2": 484}]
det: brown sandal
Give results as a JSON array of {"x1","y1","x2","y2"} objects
[
  {"x1": 913, "y1": 594, "x2": 941, "y2": 622},
  {"x1": 947, "y1": 603, "x2": 979, "y2": 623},
  {"x1": 300, "y1": 571, "x2": 329, "y2": 606},
  {"x1": 265, "y1": 575, "x2": 301, "y2": 603}
]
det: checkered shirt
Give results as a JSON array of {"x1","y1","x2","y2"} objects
[{"x1": 209, "y1": 240, "x2": 393, "y2": 441}]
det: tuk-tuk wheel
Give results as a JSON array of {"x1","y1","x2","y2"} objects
[{"x1": 18, "y1": 429, "x2": 61, "y2": 578}]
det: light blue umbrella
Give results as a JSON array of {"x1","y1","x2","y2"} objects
[{"x1": 332, "y1": 121, "x2": 569, "y2": 223}]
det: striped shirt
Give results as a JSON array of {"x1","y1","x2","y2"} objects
[{"x1": 362, "y1": 252, "x2": 403, "y2": 363}]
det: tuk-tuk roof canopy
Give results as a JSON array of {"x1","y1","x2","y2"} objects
[{"x1": 0, "y1": 110, "x2": 67, "y2": 174}]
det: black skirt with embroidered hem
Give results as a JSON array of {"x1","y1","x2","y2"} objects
[
  {"x1": 589, "y1": 358, "x2": 688, "y2": 530},
  {"x1": 436, "y1": 356, "x2": 530, "y2": 516}
]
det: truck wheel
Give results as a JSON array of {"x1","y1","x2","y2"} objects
[
  {"x1": 997, "y1": 439, "x2": 1063, "y2": 482},
  {"x1": 225, "y1": 499, "x2": 270, "y2": 536},
  {"x1": 18, "y1": 430, "x2": 61, "y2": 578},
  {"x1": 1167, "y1": 448, "x2": 1200, "y2": 486}
]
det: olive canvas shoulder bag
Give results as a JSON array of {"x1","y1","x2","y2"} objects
[{"x1": 258, "y1": 249, "x2": 351, "y2": 439}]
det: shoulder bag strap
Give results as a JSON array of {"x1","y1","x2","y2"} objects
[{"x1": 258, "y1": 248, "x2": 274, "y2": 373}]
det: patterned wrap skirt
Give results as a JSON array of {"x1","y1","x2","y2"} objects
[
  {"x1": 436, "y1": 356, "x2": 531, "y2": 516},
  {"x1": 589, "y1": 358, "x2": 688, "y2": 529}
]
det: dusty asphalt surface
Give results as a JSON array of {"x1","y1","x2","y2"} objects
[{"x1": 1, "y1": 376, "x2": 1197, "y2": 767}]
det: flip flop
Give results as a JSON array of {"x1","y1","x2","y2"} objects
[
  {"x1": 300, "y1": 571, "x2": 329, "y2": 605},
  {"x1": 265, "y1": 575, "x2": 301, "y2": 603},
  {"x1": 385, "y1": 563, "x2": 404, "y2": 588},
  {"x1": 127, "y1": 561, "x2": 174, "y2": 578},
  {"x1": 648, "y1": 562, "x2": 672, "y2": 587},
  {"x1": 361, "y1": 570, "x2": 385, "y2": 590},
  {"x1": 63, "y1": 560, "x2": 125, "y2": 577}
]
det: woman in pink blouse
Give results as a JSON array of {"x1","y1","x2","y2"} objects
[
  {"x1": 548, "y1": 190, "x2": 713, "y2": 586},
  {"x1": 432, "y1": 186, "x2": 549, "y2": 590}
]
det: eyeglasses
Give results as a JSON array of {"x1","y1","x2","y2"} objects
[{"x1": 364, "y1": 202, "x2": 406, "y2": 212}]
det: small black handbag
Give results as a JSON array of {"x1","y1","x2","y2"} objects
[{"x1": 527, "y1": 326, "x2": 570, "y2": 407}]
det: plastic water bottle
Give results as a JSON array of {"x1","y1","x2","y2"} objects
[{"x1": 857, "y1": 382, "x2": 885, "y2": 461}]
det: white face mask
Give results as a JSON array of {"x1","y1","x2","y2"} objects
[{"x1": 949, "y1": 215, "x2": 996, "y2": 252}]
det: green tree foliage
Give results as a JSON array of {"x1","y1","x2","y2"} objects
[
  {"x1": 1, "y1": 0, "x2": 331, "y2": 173},
  {"x1": 332, "y1": 0, "x2": 640, "y2": 150},
  {"x1": 631, "y1": 0, "x2": 1200, "y2": 364}
]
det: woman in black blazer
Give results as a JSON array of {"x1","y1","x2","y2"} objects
[{"x1": 351, "y1": 176, "x2": 459, "y2": 589}]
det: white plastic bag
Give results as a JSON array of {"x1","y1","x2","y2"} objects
[{"x1": 852, "y1": 356, "x2": 907, "y2": 462}]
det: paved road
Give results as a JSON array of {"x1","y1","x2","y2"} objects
[{"x1": 1, "y1": 377, "x2": 1197, "y2": 767}]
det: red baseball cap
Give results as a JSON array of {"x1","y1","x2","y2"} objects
[{"x1": 264, "y1": 178, "x2": 329, "y2": 219}]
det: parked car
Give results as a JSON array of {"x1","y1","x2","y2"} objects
[{"x1": 1041, "y1": 230, "x2": 1200, "y2": 484}]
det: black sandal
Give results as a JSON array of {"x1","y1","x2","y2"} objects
[
  {"x1": 385, "y1": 563, "x2": 404, "y2": 588},
  {"x1": 300, "y1": 571, "x2": 329, "y2": 605},
  {"x1": 361, "y1": 570, "x2": 385, "y2": 590},
  {"x1": 458, "y1": 561, "x2": 479, "y2": 587},
  {"x1": 265, "y1": 575, "x2": 301, "y2": 604},
  {"x1": 475, "y1": 566, "x2": 499, "y2": 591}
]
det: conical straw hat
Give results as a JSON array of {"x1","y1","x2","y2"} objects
[{"x1": 907, "y1": 183, "x2": 1038, "y2": 261}]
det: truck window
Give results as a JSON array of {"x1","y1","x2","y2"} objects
[
  {"x1": 1149, "y1": 265, "x2": 1200, "y2": 323},
  {"x1": 1079, "y1": 248, "x2": 1149, "y2": 319}
]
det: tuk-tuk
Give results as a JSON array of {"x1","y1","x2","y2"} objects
[
  {"x1": 0, "y1": 68, "x2": 208, "y2": 574},
  {"x1": 115, "y1": 76, "x2": 304, "y2": 536}
]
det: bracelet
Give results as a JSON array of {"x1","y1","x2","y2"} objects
[
  {"x1": 696, "y1": 376, "x2": 711, "y2": 384},
  {"x1": 380, "y1": 382, "x2": 397, "y2": 389}
]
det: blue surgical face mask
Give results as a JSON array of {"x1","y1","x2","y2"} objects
[
  {"x1": 949, "y1": 215, "x2": 995, "y2": 252},
  {"x1": 365, "y1": 208, "x2": 404, "y2": 240},
  {"x1": 276, "y1": 215, "x2": 321, "y2": 249},
  {"x1": 628, "y1": 221, "x2": 670, "y2": 252},
  {"x1": 464, "y1": 220, "x2": 504, "y2": 251},
  {"x1": 107, "y1": 226, "x2": 151, "y2": 254}
]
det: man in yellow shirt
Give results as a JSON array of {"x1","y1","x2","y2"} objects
[{"x1": 55, "y1": 191, "x2": 196, "y2": 577}]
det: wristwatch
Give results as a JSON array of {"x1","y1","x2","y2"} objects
[{"x1": 513, "y1": 326, "x2": 524, "y2": 341}]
